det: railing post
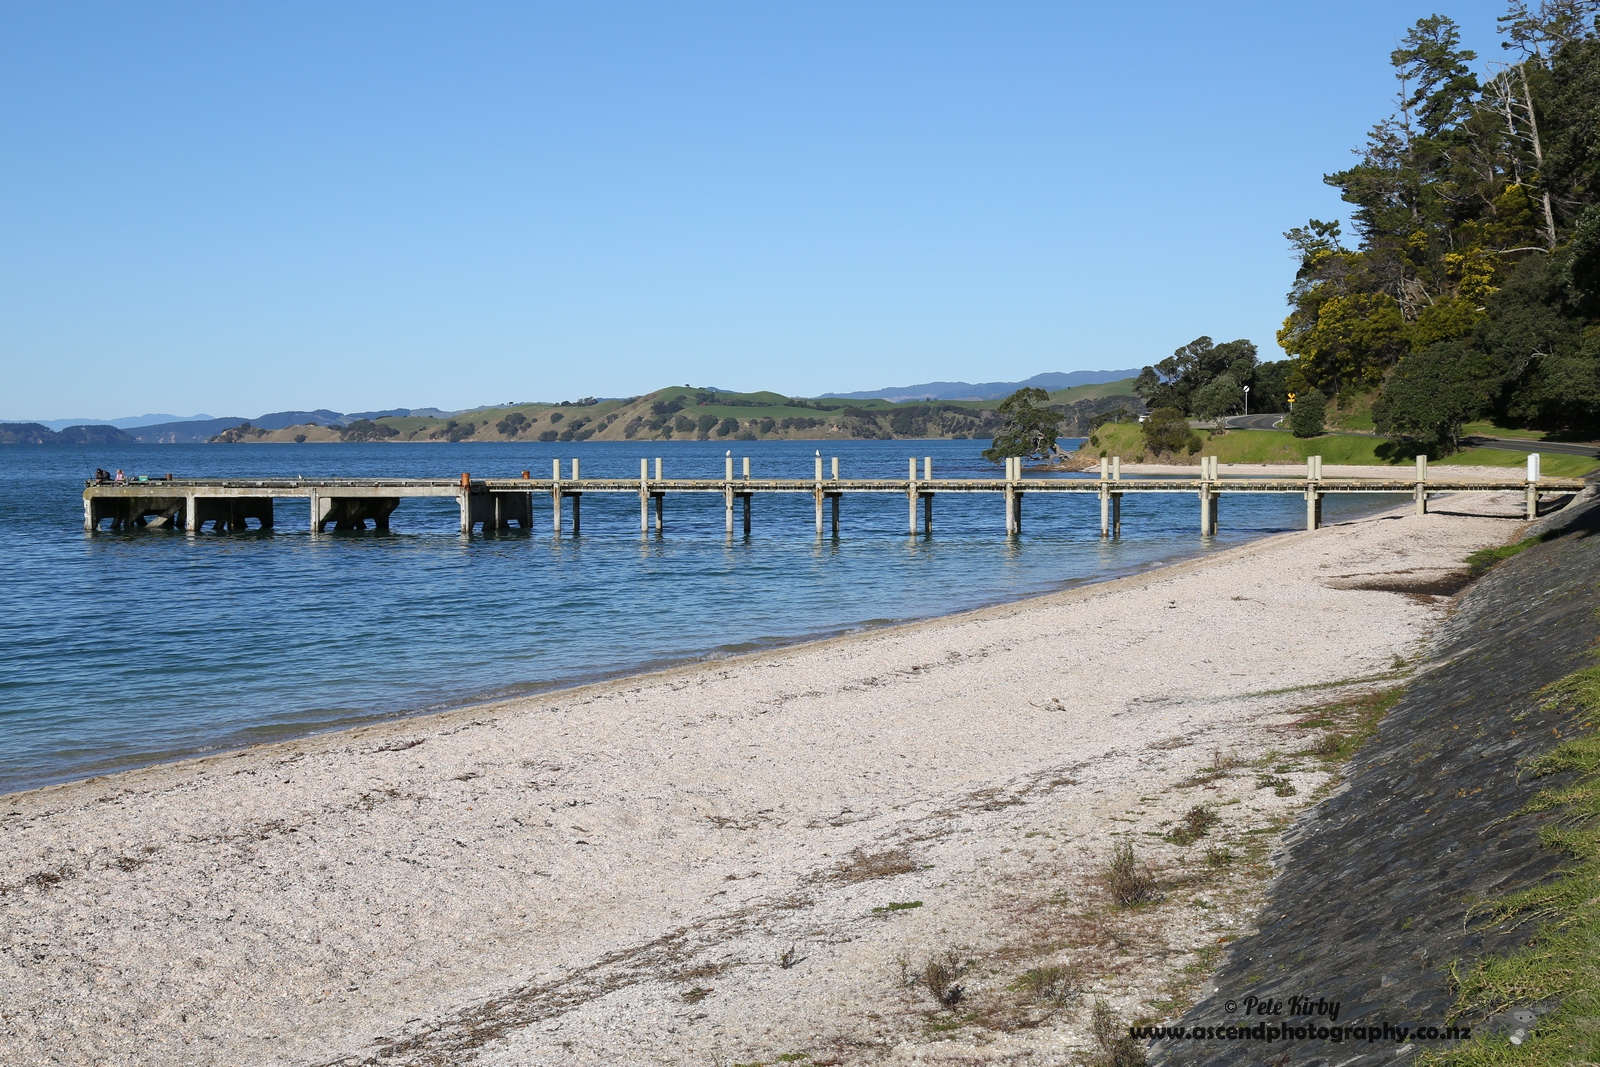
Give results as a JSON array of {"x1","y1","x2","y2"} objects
[
  {"x1": 552, "y1": 458, "x2": 562, "y2": 534},
  {"x1": 1099, "y1": 456, "x2": 1110, "y2": 539},
  {"x1": 814, "y1": 452, "x2": 824, "y2": 535},
  {"x1": 640, "y1": 458, "x2": 649, "y2": 533},
  {"x1": 724, "y1": 453, "x2": 734, "y2": 535},
  {"x1": 1527, "y1": 452, "x2": 1541, "y2": 519},
  {"x1": 1415, "y1": 454, "x2": 1428, "y2": 516},
  {"x1": 908, "y1": 457, "x2": 917, "y2": 534},
  {"x1": 1003, "y1": 458, "x2": 1012, "y2": 534},
  {"x1": 831, "y1": 456, "x2": 839, "y2": 481}
]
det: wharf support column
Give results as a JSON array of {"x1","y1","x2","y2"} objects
[
  {"x1": 461, "y1": 489, "x2": 534, "y2": 533},
  {"x1": 1527, "y1": 453, "x2": 1542, "y2": 519},
  {"x1": 1305, "y1": 455, "x2": 1323, "y2": 531},
  {"x1": 311, "y1": 491, "x2": 397, "y2": 533},
  {"x1": 907, "y1": 457, "x2": 918, "y2": 535}
]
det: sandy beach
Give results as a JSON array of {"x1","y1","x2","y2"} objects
[{"x1": 0, "y1": 491, "x2": 1546, "y2": 1066}]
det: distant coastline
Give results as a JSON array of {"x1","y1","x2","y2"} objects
[{"x1": 1, "y1": 378, "x2": 1143, "y2": 446}]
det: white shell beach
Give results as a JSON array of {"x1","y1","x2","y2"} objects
[{"x1": 0, "y1": 489, "x2": 1541, "y2": 1066}]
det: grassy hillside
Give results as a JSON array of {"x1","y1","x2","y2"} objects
[
  {"x1": 214, "y1": 380, "x2": 1144, "y2": 445},
  {"x1": 1047, "y1": 378, "x2": 1138, "y2": 403}
]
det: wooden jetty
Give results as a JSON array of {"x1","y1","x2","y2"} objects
[{"x1": 83, "y1": 453, "x2": 1582, "y2": 536}]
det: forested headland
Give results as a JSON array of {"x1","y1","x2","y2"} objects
[{"x1": 1122, "y1": 2, "x2": 1600, "y2": 459}]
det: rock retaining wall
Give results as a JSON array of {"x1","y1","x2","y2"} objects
[{"x1": 1154, "y1": 495, "x2": 1600, "y2": 1067}]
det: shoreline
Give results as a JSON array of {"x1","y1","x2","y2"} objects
[
  {"x1": 0, "y1": 492, "x2": 1542, "y2": 1066},
  {"x1": 12, "y1": 504, "x2": 1366, "y2": 802},
  {"x1": 8, "y1": 513, "x2": 1294, "y2": 797}
]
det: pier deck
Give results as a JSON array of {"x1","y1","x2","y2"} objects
[{"x1": 83, "y1": 454, "x2": 1584, "y2": 537}]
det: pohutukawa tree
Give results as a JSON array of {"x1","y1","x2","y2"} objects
[{"x1": 982, "y1": 388, "x2": 1065, "y2": 463}]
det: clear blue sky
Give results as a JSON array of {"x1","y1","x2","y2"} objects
[{"x1": 1, "y1": 1, "x2": 1512, "y2": 420}]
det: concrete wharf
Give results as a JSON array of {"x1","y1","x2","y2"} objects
[{"x1": 83, "y1": 453, "x2": 1581, "y2": 537}]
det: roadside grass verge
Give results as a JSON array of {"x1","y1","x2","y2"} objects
[
  {"x1": 1435, "y1": 448, "x2": 1600, "y2": 477},
  {"x1": 1460, "y1": 422, "x2": 1548, "y2": 442},
  {"x1": 1425, "y1": 667, "x2": 1600, "y2": 1066}
]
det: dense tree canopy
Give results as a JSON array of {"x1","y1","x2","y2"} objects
[
  {"x1": 1134, "y1": 336, "x2": 1295, "y2": 420},
  {"x1": 1279, "y1": 2, "x2": 1600, "y2": 443},
  {"x1": 981, "y1": 388, "x2": 1065, "y2": 462}
]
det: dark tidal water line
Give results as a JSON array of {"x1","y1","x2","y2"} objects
[{"x1": 0, "y1": 439, "x2": 1395, "y2": 794}]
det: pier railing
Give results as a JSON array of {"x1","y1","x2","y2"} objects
[{"x1": 83, "y1": 453, "x2": 1583, "y2": 535}]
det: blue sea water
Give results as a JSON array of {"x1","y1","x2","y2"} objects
[{"x1": 0, "y1": 439, "x2": 1389, "y2": 793}]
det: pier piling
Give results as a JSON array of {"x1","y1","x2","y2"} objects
[
  {"x1": 908, "y1": 457, "x2": 918, "y2": 534},
  {"x1": 552, "y1": 459, "x2": 562, "y2": 533}
]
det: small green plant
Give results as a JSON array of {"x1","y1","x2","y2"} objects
[
  {"x1": 1163, "y1": 805, "x2": 1220, "y2": 846},
  {"x1": 779, "y1": 944, "x2": 801, "y2": 969},
  {"x1": 871, "y1": 900, "x2": 923, "y2": 913},
  {"x1": 1301, "y1": 688, "x2": 1403, "y2": 764},
  {"x1": 1178, "y1": 748, "x2": 1246, "y2": 787},
  {"x1": 1015, "y1": 963, "x2": 1079, "y2": 1006},
  {"x1": 1204, "y1": 846, "x2": 1234, "y2": 868},
  {"x1": 1089, "y1": 1000, "x2": 1148, "y2": 1067},
  {"x1": 1102, "y1": 841, "x2": 1158, "y2": 906},
  {"x1": 1464, "y1": 531, "x2": 1556, "y2": 578},
  {"x1": 1255, "y1": 774, "x2": 1298, "y2": 797}
]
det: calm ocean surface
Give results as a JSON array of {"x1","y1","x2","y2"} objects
[{"x1": 0, "y1": 439, "x2": 1388, "y2": 793}]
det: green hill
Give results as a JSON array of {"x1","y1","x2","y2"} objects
[{"x1": 225, "y1": 380, "x2": 1144, "y2": 444}]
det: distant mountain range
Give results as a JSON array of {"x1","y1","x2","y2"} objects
[
  {"x1": 35, "y1": 413, "x2": 217, "y2": 431},
  {"x1": 821, "y1": 369, "x2": 1139, "y2": 402}
]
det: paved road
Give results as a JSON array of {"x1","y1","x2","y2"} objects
[{"x1": 1225, "y1": 413, "x2": 1286, "y2": 430}]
